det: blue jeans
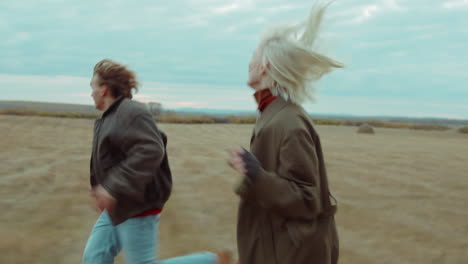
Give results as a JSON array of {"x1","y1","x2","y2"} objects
[{"x1": 83, "y1": 211, "x2": 218, "y2": 264}]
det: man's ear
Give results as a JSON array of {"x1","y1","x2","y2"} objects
[{"x1": 101, "y1": 85, "x2": 109, "y2": 96}]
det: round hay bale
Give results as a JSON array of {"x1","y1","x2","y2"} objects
[
  {"x1": 458, "y1": 126, "x2": 468, "y2": 134},
  {"x1": 357, "y1": 123, "x2": 375, "y2": 134}
]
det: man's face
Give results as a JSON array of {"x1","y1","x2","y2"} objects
[{"x1": 90, "y1": 74, "x2": 105, "y2": 110}]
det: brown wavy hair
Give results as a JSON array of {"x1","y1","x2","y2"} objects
[{"x1": 93, "y1": 59, "x2": 139, "y2": 99}]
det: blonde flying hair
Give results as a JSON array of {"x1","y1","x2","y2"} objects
[{"x1": 258, "y1": 2, "x2": 343, "y2": 104}]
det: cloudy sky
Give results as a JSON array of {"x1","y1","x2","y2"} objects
[{"x1": 1, "y1": 0, "x2": 467, "y2": 118}]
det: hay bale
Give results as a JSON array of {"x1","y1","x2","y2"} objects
[
  {"x1": 458, "y1": 126, "x2": 468, "y2": 134},
  {"x1": 357, "y1": 123, "x2": 375, "y2": 134}
]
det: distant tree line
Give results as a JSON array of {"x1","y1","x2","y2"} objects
[{"x1": 2, "y1": 107, "x2": 468, "y2": 133}]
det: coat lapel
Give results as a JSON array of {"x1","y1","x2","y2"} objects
[{"x1": 254, "y1": 96, "x2": 289, "y2": 136}]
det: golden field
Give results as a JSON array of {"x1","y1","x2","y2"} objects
[{"x1": 0, "y1": 115, "x2": 467, "y2": 264}]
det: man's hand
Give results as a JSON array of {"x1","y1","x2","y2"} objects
[
  {"x1": 90, "y1": 189, "x2": 101, "y2": 213},
  {"x1": 90, "y1": 185, "x2": 116, "y2": 214}
]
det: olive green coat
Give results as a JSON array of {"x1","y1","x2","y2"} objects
[{"x1": 236, "y1": 97, "x2": 339, "y2": 264}]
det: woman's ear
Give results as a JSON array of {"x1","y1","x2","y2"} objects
[{"x1": 261, "y1": 61, "x2": 270, "y2": 76}]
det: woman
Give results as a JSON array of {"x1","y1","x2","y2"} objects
[{"x1": 228, "y1": 4, "x2": 343, "y2": 264}]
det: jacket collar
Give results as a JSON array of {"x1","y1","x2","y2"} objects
[
  {"x1": 254, "y1": 95, "x2": 289, "y2": 136},
  {"x1": 101, "y1": 96, "x2": 125, "y2": 118}
]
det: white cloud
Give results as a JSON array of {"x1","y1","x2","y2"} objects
[
  {"x1": 4, "y1": 32, "x2": 31, "y2": 45},
  {"x1": 178, "y1": 14, "x2": 211, "y2": 28},
  {"x1": 420, "y1": 114, "x2": 466, "y2": 119},
  {"x1": 212, "y1": 3, "x2": 241, "y2": 14},
  {"x1": 340, "y1": 0, "x2": 405, "y2": 24},
  {"x1": 355, "y1": 5, "x2": 379, "y2": 23},
  {"x1": 222, "y1": 17, "x2": 266, "y2": 33},
  {"x1": 389, "y1": 51, "x2": 407, "y2": 57},
  {"x1": 169, "y1": 101, "x2": 209, "y2": 107},
  {"x1": 424, "y1": 103, "x2": 468, "y2": 110},
  {"x1": 381, "y1": 0, "x2": 403, "y2": 10},
  {"x1": 0, "y1": 74, "x2": 88, "y2": 86},
  {"x1": 0, "y1": 16, "x2": 6, "y2": 30},
  {"x1": 133, "y1": 94, "x2": 155, "y2": 99},
  {"x1": 0, "y1": 74, "x2": 92, "y2": 104},
  {"x1": 304, "y1": 96, "x2": 468, "y2": 119},
  {"x1": 335, "y1": 4, "x2": 381, "y2": 25},
  {"x1": 356, "y1": 39, "x2": 401, "y2": 48},
  {"x1": 264, "y1": 4, "x2": 302, "y2": 14},
  {"x1": 225, "y1": 25, "x2": 239, "y2": 33},
  {"x1": 413, "y1": 33, "x2": 436, "y2": 40},
  {"x1": 254, "y1": 17, "x2": 266, "y2": 23},
  {"x1": 442, "y1": 0, "x2": 468, "y2": 8},
  {"x1": 68, "y1": 93, "x2": 91, "y2": 97},
  {"x1": 211, "y1": 0, "x2": 254, "y2": 15},
  {"x1": 0, "y1": 74, "x2": 255, "y2": 110}
]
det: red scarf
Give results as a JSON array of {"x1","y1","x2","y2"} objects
[{"x1": 254, "y1": 89, "x2": 277, "y2": 112}]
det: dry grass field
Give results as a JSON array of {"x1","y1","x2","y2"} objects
[{"x1": 0, "y1": 115, "x2": 467, "y2": 264}]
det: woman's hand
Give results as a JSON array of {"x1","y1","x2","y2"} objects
[
  {"x1": 228, "y1": 147, "x2": 261, "y2": 181},
  {"x1": 228, "y1": 147, "x2": 247, "y2": 175}
]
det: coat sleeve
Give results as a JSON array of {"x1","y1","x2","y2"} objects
[
  {"x1": 101, "y1": 113, "x2": 165, "y2": 203},
  {"x1": 236, "y1": 129, "x2": 323, "y2": 220}
]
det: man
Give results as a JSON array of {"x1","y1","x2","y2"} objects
[
  {"x1": 84, "y1": 59, "x2": 231, "y2": 264},
  {"x1": 228, "y1": 3, "x2": 343, "y2": 264}
]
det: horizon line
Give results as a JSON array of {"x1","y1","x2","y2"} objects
[{"x1": 1, "y1": 99, "x2": 467, "y2": 121}]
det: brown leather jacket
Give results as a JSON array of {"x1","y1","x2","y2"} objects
[{"x1": 90, "y1": 96, "x2": 172, "y2": 225}]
